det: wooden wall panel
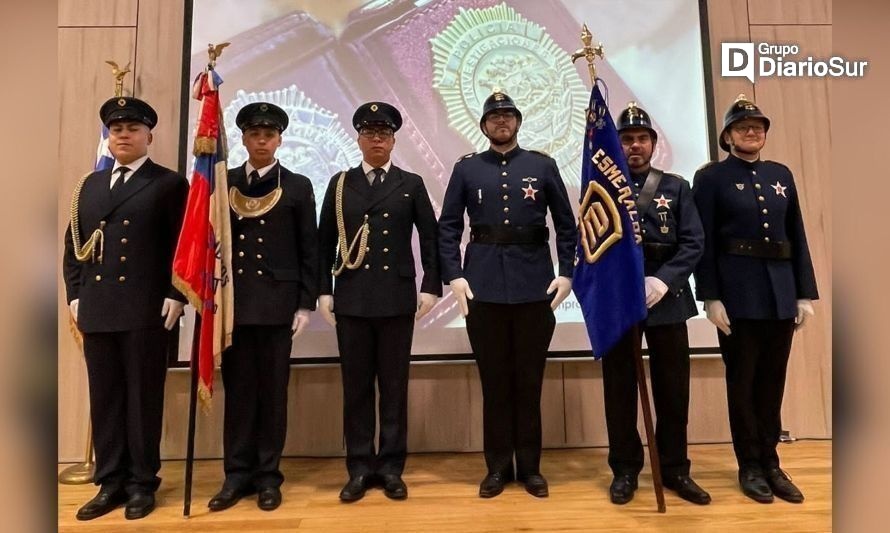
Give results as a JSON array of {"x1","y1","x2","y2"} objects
[
  {"x1": 58, "y1": 0, "x2": 138, "y2": 27},
  {"x1": 747, "y1": 0, "x2": 831, "y2": 25}
]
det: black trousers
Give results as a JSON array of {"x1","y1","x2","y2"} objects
[
  {"x1": 82, "y1": 328, "x2": 169, "y2": 495},
  {"x1": 465, "y1": 300, "x2": 555, "y2": 478},
  {"x1": 602, "y1": 323, "x2": 692, "y2": 478},
  {"x1": 717, "y1": 319, "x2": 795, "y2": 470},
  {"x1": 221, "y1": 324, "x2": 292, "y2": 489},
  {"x1": 336, "y1": 314, "x2": 414, "y2": 477}
]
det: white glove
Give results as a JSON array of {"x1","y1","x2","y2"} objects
[
  {"x1": 795, "y1": 299, "x2": 815, "y2": 329},
  {"x1": 318, "y1": 295, "x2": 336, "y2": 327},
  {"x1": 416, "y1": 292, "x2": 438, "y2": 321},
  {"x1": 546, "y1": 276, "x2": 572, "y2": 310},
  {"x1": 704, "y1": 299, "x2": 732, "y2": 336},
  {"x1": 449, "y1": 277, "x2": 475, "y2": 317},
  {"x1": 69, "y1": 299, "x2": 79, "y2": 323},
  {"x1": 161, "y1": 298, "x2": 185, "y2": 330},
  {"x1": 291, "y1": 309, "x2": 311, "y2": 340},
  {"x1": 644, "y1": 276, "x2": 669, "y2": 309}
]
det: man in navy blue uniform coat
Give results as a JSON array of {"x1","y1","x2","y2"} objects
[
  {"x1": 63, "y1": 97, "x2": 188, "y2": 520},
  {"x1": 208, "y1": 102, "x2": 318, "y2": 513},
  {"x1": 438, "y1": 90, "x2": 577, "y2": 499},
  {"x1": 601, "y1": 103, "x2": 709, "y2": 505},
  {"x1": 693, "y1": 94, "x2": 819, "y2": 504},
  {"x1": 318, "y1": 102, "x2": 441, "y2": 502}
]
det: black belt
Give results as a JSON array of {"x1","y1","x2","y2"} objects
[
  {"x1": 643, "y1": 243, "x2": 678, "y2": 262},
  {"x1": 470, "y1": 225, "x2": 549, "y2": 245},
  {"x1": 724, "y1": 238, "x2": 792, "y2": 259}
]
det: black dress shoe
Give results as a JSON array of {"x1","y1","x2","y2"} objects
[
  {"x1": 124, "y1": 491, "x2": 155, "y2": 520},
  {"x1": 521, "y1": 474, "x2": 549, "y2": 498},
  {"x1": 208, "y1": 486, "x2": 252, "y2": 512},
  {"x1": 609, "y1": 473, "x2": 638, "y2": 504},
  {"x1": 380, "y1": 474, "x2": 408, "y2": 500},
  {"x1": 765, "y1": 468, "x2": 804, "y2": 503},
  {"x1": 76, "y1": 489, "x2": 126, "y2": 521},
  {"x1": 739, "y1": 467, "x2": 774, "y2": 503},
  {"x1": 479, "y1": 472, "x2": 513, "y2": 498},
  {"x1": 663, "y1": 474, "x2": 711, "y2": 505},
  {"x1": 257, "y1": 486, "x2": 282, "y2": 511},
  {"x1": 339, "y1": 475, "x2": 371, "y2": 502}
]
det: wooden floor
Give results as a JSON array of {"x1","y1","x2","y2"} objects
[{"x1": 58, "y1": 441, "x2": 831, "y2": 532}]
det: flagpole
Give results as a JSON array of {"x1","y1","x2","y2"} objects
[
  {"x1": 572, "y1": 25, "x2": 666, "y2": 513},
  {"x1": 183, "y1": 315, "x2": 201, "y2": 517}
]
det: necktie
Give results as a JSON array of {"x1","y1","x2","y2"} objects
[
  {"x1": 248, "y1": 170, "x2": 260, "y2": 185},
  {"x1": 111, "y1": 166, "x2": 130, "y2": 196},
  {"x1": 371, "y1": 168, "x2": 385, "y2": 188}
]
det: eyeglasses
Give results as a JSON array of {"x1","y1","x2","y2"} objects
[
  {"x1": 359, "y1": 128, "x2": 394, "y2": 139},
  {"x1": 732, "y1": 124, "x2": 766, "y2": 134}
]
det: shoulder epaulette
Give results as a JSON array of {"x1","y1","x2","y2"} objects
[{"x1": 457, "y1": 152, "x2": 476, "y2": 162}]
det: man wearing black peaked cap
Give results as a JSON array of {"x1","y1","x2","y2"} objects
[{"x1": 64, "y1": 96, "x2": 189, "y2": 520}]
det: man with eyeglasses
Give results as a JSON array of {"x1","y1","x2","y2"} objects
[
  {"x1": 438, "y1": 89, "x2": 577, "y2": 498},
  {"x1": 692, "y1": 94, "x2": 819, "y2": 504},
  {"x1": 318, "y1": 101, "x2": 441, "y2": 502}
]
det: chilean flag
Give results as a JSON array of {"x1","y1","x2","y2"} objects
[{"x1": 172, "y1": 66, "x2": 234, "y2": 404}]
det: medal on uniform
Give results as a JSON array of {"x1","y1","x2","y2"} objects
[
  {"x1": 654, "y1": 194, "x2": 672, "y2": 209},
  {"x1": 736, "y1": 183, "x2": 745, "y2": 191},
  {"x1": 658, "y1": 211, "x2": 669, "y2": 234},
  {"x1": 230, "y1": 165, "x2": 283, "y2": 218},
  {"x1": 771, "y1": 181, "x2": 787, "y2": 197},
  {"x1": 522, "y1": 177, "x2": 539, "y2": 200}
]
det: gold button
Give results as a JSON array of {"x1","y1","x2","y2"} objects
[
  {"x1": 762, "y1": 209, "x2": 768, "y2": 215},
  {"x1": 503, "y1": 220, "x2": 510, "y2": 225},
  {"x1": 755, "y1": 183, "x2": 762, "y2": 190},
  {"x1": 239, "y1": 234, "x2": 245, "y2": 240},
  {"x1": 383, "y1": 265, "x2": 389, "y2": 271},
  {"x1": 237, "y1": 268, "x2": 243, "y2": 274},
  {"x1": 257, "y1": 270, "x2": 263, "y2": 275},
  {"x1": 95, "y1": 275, "x2": 102, "y2": 281},
  {"x1": 238, "y1": 251, "x2": 244, "y2": 257},
  {"x1": 364, "y1": 264, "x2": 370, "y2": 270},
  {"x1": 502, "y1": 183, "x2": 508, "y2": 189},
  {"x1": 753, "y1": 170, "x2": 758, "y2": 175},
  {"x1": 758, "y1": 196, "x2": 765, "y2": 202},
  {"x1": 503, "y1": 195, "x2": 509, "y2": 200},
  {"x1": 120, "y1": 238, "x2": 128, "y2": 244},
  {"x1": 256, "y1": 254, "x2": 262, "y2": 259},
  {"x1": 502, "y1": 172, "x2": 507, "y2": 176},
  {"x1": 763, "y1": 222, "x2": 769, "y2": 229},
  {"x1": 383, "y1": 213, "x2": 389, "y2": 218},
  {"x1": 383, "y1": 230, "x2": 389, "y2": 235},
  {"x1": 237, "y1": 215, "x2": 244, "y2": 221},
  {"x1": 120, "y1": 256, "x2": 126, "y2": 262},
  {"x1": 503, "y1": 207, "x2": 509, "y2": 213},
  {"x1": 764, "y1": 237, "x2": 770, "y2": 242},
  {"x1": 642, "y1": 229, "x2": 647, "y2": 234},
  {"x1": 257, "y1": 237, "x2": 264, "y2": 243},
  {"x1": 99, "y1": 220, "x2": 106, "y2": 228},
  {"x1": 259, "y1": 220, "x2": 266, "y2": 225},
  {"x1": 118, "y1": 276, "x2": 126, "y2": 282},
  {"x1": 366, "y1": 247, "x2": 371, "y2": 252},
  {"x1": 383, "y1": 248, "x2": 389, "y2": 253},
  {"x1": 123, "y1": 219, "x2": 130, "y2": 226},
  {"x1": 501, "y1": 161, "x2": 506, "y2": 166}
]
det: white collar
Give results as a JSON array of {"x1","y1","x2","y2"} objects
[
  {"x1": 245, "y1": 159, "x2": 278, "y2": 178},
  {"x1": 112, "y1": 154, "x2": 149, "y2": 176},
  {"x1": 361, "y1": 160, "x2": 392, "y2": 175}
]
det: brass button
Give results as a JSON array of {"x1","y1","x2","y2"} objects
[
  {"x1": 762, "y1": 209, "x2": 768, "y2": 215},
  {"x1": 503, "y1": 195, "x2": 509, "y2": 200},
  {"x1": 237, "y1": 215, "x2": 244, "y2": 221},
  {"x1": 755, "y1": 183, "x2": 762, "y2": 190},
  {"x1": 366, "y1": 247, "x2": 371, "y2": 252},
  {"x1": 237, "y1": 268, "x2": 243, "y2": 274},
  {"x1": 120, "y1": 256, "x2": 126, "y2": 262},
  {"x1": 634, "y1": 183, "x2": 640, "y2": 187},
  {"x1": 383, "y1": 265, "x2": 390, "y2": 271},
  {"x1": 383, "y1": 248, "x2": 389, "y2": 253},
  {"x1": 95, "y1": 275, "x2": 102, "y2": 281},
  {"x1": 257, "y1": 270, "x2": 263, "y2": 275},
  {"x1": 752, "y1": 170, "x2": 758, "y2": 175},
  {"x1": 364, "y1": 264, "x2": 370, "y2": 270},
  {"x1": 758, "y1": 196, "x2": 765, "y2": 202},
  {"x1": 503, "y1": 207, "x2": 509, "y2": 213},
  {"x1": 764, "y1": 237, "x2": 770, "y2": 242},
  {"x1": 257, "y1": 237, "x2": 264, "y2": 243},
  {"x1": 502, "y1": 172, "x2": 507, "y2": 176},
  {"x1": 120, "y1": 238, "x2": 128, "y2": 244},
  {"x1": 99, "y1": 220, "x2": 106, "y2": 228},
  {"x1": 118, "y1": 276, "x2": 126, "y2": 282},
  {"x1": 383, "y1": 230, "x2": 389, "y2": 235},
  {"x1": 383, "y1": 213, "x2": 389, "y2": 218},
  {"x1": 239, "y1": 234, "x2": 245, "y2": 240},
  {"x1": 502, "y1": 183, "x2": 508, "y2": 189},
  {"x1": 256, "y1": 254, "x2": 262, "y2": 259},
  {"x1": 642, "y1": 229, "x2": 647, "y2": 234},
  {"x1": 763, "y1": 222, "x2": 770, "y2": 229},
  {"x1": 501, "y1": 160, "x2": 506, "y2": 166},
  {"x1": 503, "y1": 219, "x2": 510, "y2": 225},
  {"x1": 238, "y1": 251, "x2": 244, "y2": 257},
  {"x1": 123, "y1": 219, "x2": 130, "y2": 226},
  {"x1": 259, "y1": 220, "x2": 266, "y2": 225}
]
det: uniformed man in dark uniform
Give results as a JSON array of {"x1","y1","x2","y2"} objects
[
  {"x1": 318, "y1": 102, "x2": 441, "y2": 502},
  {"x1": 207, "y1": 102, "x2": 318, "y2": 512},
  {"x1": 438, "y1": 90, "x2": 577, "y2": 498},
  {"x1": 63, "y1": 97, "x2": 188, "y2": 520},
  {"x1": 693, "y1": 94, "x2": 818, "y2": 504},
  {"x1": 601, "y1": 102, "x2": 709, "y2": 505}
]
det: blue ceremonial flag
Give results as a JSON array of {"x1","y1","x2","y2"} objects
[
  {"x1": 94, "y1": 124, "x2": 114, "y2": 171},
  {"x1": 572, "y1": 80, "x2": 646, "y2": 358}
]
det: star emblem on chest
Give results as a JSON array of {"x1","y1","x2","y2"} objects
[
  {"x1": 654, "y1": 194, "x2": 672, "y2": 209},
  {"x1": 522, "y1": 184, "x2": 539, "y2": 200},
  {"x1": 771, "y1": 181, "x2": 787, "y2": 197}
]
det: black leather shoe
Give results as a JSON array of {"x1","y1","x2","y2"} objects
[
  {"x1": 765, "y1": 468, "x2": 804, "y2": 503},
  {"x1": 257, "y1": 486, "x2": 282, "y2": 511},
  {"x1": 521, "y1": 474, "x2": 549, "y2": 498},
  {"x1": 380, "y1": 474, "x2": 408, "y2": 500},
  {"x1": 609, "y1": 473, "x2": 638, "y2": 504},
  {"x1": 339, "y1": 475, "x2": 371, "y2": 502},
  {"x1": 208, "y1": 486, "x2": 252, "y2": 512},
  {"x1": 76, "y1": 488, "x2": 126, "y2": 521},
  {"x1": 479, "y1": 472, "x2": 512, "y2": 498},
  {"x1": 663, "y1": 474, "x2": 711, "y2": 505},
  {"x1": 124, "y1": 491, "x2": 155, "y2": 520},
  {"x1": 739, "y1": 467, "x2": 774, "y2": 503}
]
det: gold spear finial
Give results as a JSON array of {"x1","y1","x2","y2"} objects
[
  {"x1": 207, "y1": 42, "x2": 231, "y2": 68},
  {"x1": 105, "y1": 60, "x2": 131, "y2": 97},
  {"x1": 570, "y1": 24, "x2": 605, "y2": 84}
]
